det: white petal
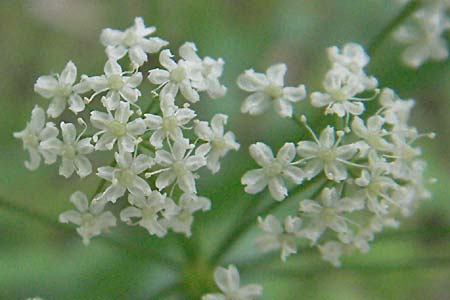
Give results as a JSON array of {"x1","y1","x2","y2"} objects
[
  {"x1": 34, "y1": 76, "x2": 58, "y2": 98},
  {"x1": 60, "y1": 61, "x2": 77, "y2": 85},
  {"x1": 266, "y1": 63, "x2": 286, "y2": 86},
  {"x1": 148, "y1": 69, "x2": 170, "y2": 84},
  {"x1": 249, "y1": 142, "x2": 274, "y2": 166},
  {"x1": 237, "y1": 70, "x2": 268, "y2": 92},
  {"x1": 274, "y1": 98, "x2": 293, "y2": 118},
  {"x1": 268, "y1": 176, "x2": 287, "y2": 201},
  {"x1": 283, "y1": 85, "x2": 306, "y2": 102}
]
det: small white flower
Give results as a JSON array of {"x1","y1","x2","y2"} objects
[
  {"x1": 179, "y1": 42, "x2": 227, "y2": 98},
  {"x1": 14, "y1": 106, "x2": 59, "y2": 170},
  {"x1": 144, "y1": 94, "x2": 196, "y2": 148},
  {"x1": 120, "y1": 191, "x2": 179, "y2": 237},
  {"x1": 34, "y1": 61, "x2": 88, "y2": 118},
  {"x1": 97, "y1": 151, "x2": 153, "y2": 203},
  {"x1": 378, "y1": 88, "x2": 415, "y2": 126},
  {"x1": 237, "y1": 63, "x2": 306, "y2": 117},
  {"x1": 394, "y1": 7, "x2": 450, "y2": 68},
  {"x1": 90, "y1": 101, "x2": 146, "y2": 152},
  {"x1": 195, "y1": 114, "x2": 240, "y2": 173},
  {"x1": 299, "y1": 187, "x2": 364, "y2": 244},
  {"x1": 318, "y1": 241, "x2": 346, "y2": 267},
  {"x1": 101, "y1": 17, "x2": 168, "y2": 67},
  {"x1": 327, "y1": 43, "x2": 378, "y2": 90},
  {"x1": 169, "y1": 193, "x2": 211, "y2": 237},
  {"x1": 59, "y1": 191, "x2": 116, "y2": 245},
  {"x1": 297, "y1": 125, "x2": 358, "y2": 181},
  {"x1": 311, "y1": 64, "x2": 368, "y2": 117},
  {"x1": 241, "y1": 142, "x2": 304, "y2": 201},
  {"x1": 351, "y1": 115, "x2": 393, "y2": 152},
  {"x1": 153, "y1": 140, "x2": 208, "y2": 194},
  {"x1": 86, "y1": 60, "x2": 142, "y2": 110},
  {"x1": 202, "y1": 265, "x2": 263, "y2": 300},
  {"x1": 40, "y1": 122, "x2": 94, "y2": 178},
  {"x1": 255, "y1": 214, "x2": 302, "y2": 261},
  {"x1": 148, "y1": 46, "x2": 203, "y2": 103}
]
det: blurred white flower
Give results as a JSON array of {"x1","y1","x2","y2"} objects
[
  {"x1": 202, "y1": 265, "x2": 263, "y2": 300},
  {"x1": 90, "y1": 101, "x2": 146, "y2": 153},
  {"x1": 242, "y1": 142, "x2": 304, "y2": 201},
  {"x1": 169, "y1": 193, "x2": 211, "y2": 237},
  {"x1": 195, "y1": 114, "x2": 240, "y2": 173},
  {"x1": 120, "y1": 191, "x2": 179, "y2": 237},
  {"x1": 34, "y1": 61, "x2": 88, "y2": 118},
  {"x1": 256, "y1": 214, "x2": 303, "y2": 261},
  {"x1": 40, "y1": 121, "x2": 94, "y2": 178},
  {"x1": 237, "y1": 63, "x2": 306, "y2": 118},
  {"x1": 14, "y1": 105, "x2": 59, "y2": 170},
  {"x1": 59, "y1": 191, "x2": 116, "y2": 245},
  {"x1": 101, "y1": 17, "x2": 168, "y2": 67},
  {"x1": 97, "y1": 151, "x2": 153, "y2": 203}
]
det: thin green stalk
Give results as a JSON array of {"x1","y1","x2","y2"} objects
[
  {"x1": 208, "y1": 176, "x2": 327, "y2": 266},
  {"x1": 0, "y1": 196, "x2": 180, "y2": 269},
  {"x1": 367, "y1": 0, "x2": 421, "y2": 56}
]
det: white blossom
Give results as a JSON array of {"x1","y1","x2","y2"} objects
[
  {"x1": 299, "y1": 187, "x2": 364, "y2": 244},
  {"x1": 311, "y1": 64, "x2": 369, "y2": 117},
  {"x1": 148, "y1": 46, "x2": 203, "y2": 102},
  {"x1": 255, "y1": 214, "x2": 303, "y2": 261},
  {"x1": 297, "y1": 125, "x2": 358, "y2": 181},
  {"x1": 144, "y1": 94, "x2": 195, "y2": 148},
  {"x1": 85, "y1": 60, "x2": 142, "y2": 110},
  {"x1": 90, "y1": 101, "x2": 146, "y2": 152},
  {"x1": 394, "y1": 6, "x2": 450, "y2": 68},
  {"x1": 202, "y1": 265, "x2": 263, "y2": 300},
  {"x1": 153, "y1": 139, "x2": 208, "y2": 194},
  {"x1": 169, "y1": 193, "x2": 211, "y2": 237},
  {"x1": 178, "y1": 42, "x2": 227, "y2": 98},
  {"x1": 40, "y1": 121, "x2": 94, "y2": 178},
  {"x1": 195, "y1": 114, "x2": 240, "y2": 173},
  {"x1": 34, "y1": 61, "x2": 88, "y2": 118},
  {"x1": 97, "y1": 151, "x2": 153, "y2": 203},
  {"x1": 120, "y1": 191, "x2": 179, "y2": 237},
  {"x1": 318, "y1": 241, "x2": 346, "y2": 267},
  {"x1": 327, "y1": 43, "x2": 378, "y2": 90},
  {"x1": 101, "y1": 17, "x2": 168, "y2": 67},
  {"x1": 237, "y1": 63, "x2": 306, "y2": 117},
  {"x1": 59, "y1": 191, "x2": 116, "y2": 245},
  {"x1": 351, "y1": 115, "x2": 393, "y2": 152},
  {"x1": 14, "y1": 106, "x2": 59, "y2": 170},
  {"x1": 241, "y1": 142, "x2": 304, "y2": 201}
]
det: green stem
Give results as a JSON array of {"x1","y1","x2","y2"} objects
[
  {"x1": 208, "y1": 176, "x2": 327, "y2": 266},
  {"x1": 0, "y1": 196, "x2": 180, "y2": 269},
  {"x1": 367, "y1": 0, "x2": 421, "y2": 56}
]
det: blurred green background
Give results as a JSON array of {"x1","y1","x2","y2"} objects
[{"x1": 0, "y1": 0, "x2": 449, "y2": 299}]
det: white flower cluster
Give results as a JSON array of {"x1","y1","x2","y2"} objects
[
  {"x1": 241, "y1": 43, "x2": 435, "y2": 266},
  {"x1": 202, "y1": 265, "x2": 263, "y2": 300},
  {"x1": 394, "y1": 0, "x2": 450, "y2": 68},
  {"x1": 14, "y1": 17, "x2": 239, "y2": 245}
]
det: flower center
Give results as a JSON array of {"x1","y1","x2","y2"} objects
[
  {"x1": 172, "y1": 161, "x2": 187, "y2": 177},
  {"x1": 57, "y1": 83, "x2": 73, "y2": 97},
  {"x1": 82, "y1": 213, "x2": 95, "y2": 226},
  {"x1": 108, "y1": 74, "x2": 125, "y2": 90},
  {"x1": 318, "y1": 148, "x2": 336, "y2": 163},
  {"x1": 23, "y1": 132, "x2": 39, "y2": 148},
  {"x1": 264, "y1": 161, "x2": 283, "y2": 177},
  {"x1": 142, "y1": 206, "x2": 158, "y2": 219},
  {"x1": 170, "y1": 66, "x2": 187, "y2": 83},
  {"x1": 123, "y1": 31, "x2": 139, "y2": 47},
  {"x1": 108, "y1": 120, "x2": 127, "y2": 137},
  {"x1": 117, "y1": 169, "x2": 135, "y2": 186},
  {"x1": 265, "y1": 84, "x2": 283, "y2": 99},
  {"x1": 211, "y1": 137, "x2": 226, "y2": 150},
  {"x1": 333, "y1": 90, "x2": 349, "y2": 102},
  {"x1": 61, "y1": 144, "x2": 77, "y2": 159},
  {"x1": 162, "y1": 116, "x2": 178, "y2": 132}
]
